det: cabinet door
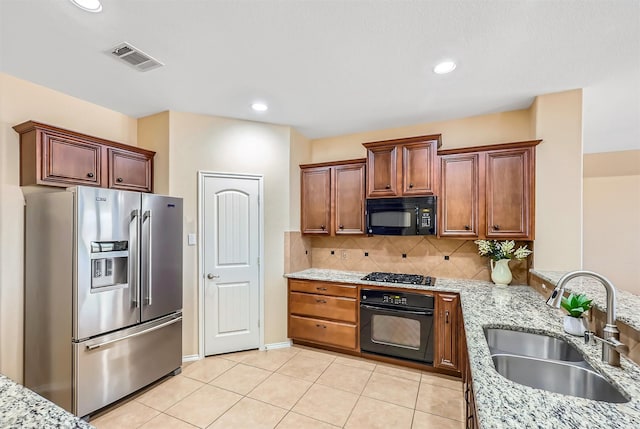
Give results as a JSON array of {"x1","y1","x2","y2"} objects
[
  {"x1": 435, "y1": 293, "x2": 460, "y2": 372},
  {"x1": 402, "y1": 141, "x2": 437, "y2": 195},
  {"x1": 367, "y1": 145, "x2": 398, "y2": 197},
  {"x1": 333, "y1": 163, "x2": 365, "y2": 235},
  {"x1": 42, "y1": 131, "x2": 101, "y2": 186},
  {"x1": 440, "y1": 154, "x2": 479, "y2": 237},
  {"x1": 485, "y1": 148, "x2": 533, "y2": 239},
  {"x1": 301, "y1": 167, "x2": 331, "y2": 234},
  {"x1": 109, "y1": 148, "x2": 153, "y2": 192}
]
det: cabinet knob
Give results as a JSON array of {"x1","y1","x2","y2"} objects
[
  {"x1": 464, "y1": 225, "x2": 470, "y2": 230},
  {"x1": 409, "y1": 183, "x2": 414, "y2": 188},
  {"x1": 116, "y1": 177, "x2": 123, "y2": 183},
  {"x1": 385, "y1": 184, "x2": 391, "y2": 189},
  {"x1": 320, "y1": 225, "x2": 326, "y2": 230},
  {"x1": 493, "y1": 225, "x2": 500, "y2": 230},
  {"x1": 87, "y1": 172, "x2": 94, "y2": 178},
  {"x1": 339, "y1": 225, "x2": 344, "y2": 229},
  {"x1": 445, "y1": 310, "x2": 450, "y2": 324}
]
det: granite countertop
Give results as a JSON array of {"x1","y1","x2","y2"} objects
[
  {"x1": 286, "y1": 269, "x2": 640, "y2": 429},
  {"x1": 531, "y1": 269, "x2": 640, "y2": 331},
  {"x1": 0, "y1": 375, "x2": 93, "y2": 429}
]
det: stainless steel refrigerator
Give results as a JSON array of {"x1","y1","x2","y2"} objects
[{"x1": 24, "y1": 186, "x2": 183, "y2": 418}]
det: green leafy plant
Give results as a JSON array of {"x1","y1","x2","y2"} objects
[
  {"x1": 561, "y1": 293, "x2": 593, "y2": 318},
  {"x1": 474, "y1": 240, "x2": 532, "y2": 261}
]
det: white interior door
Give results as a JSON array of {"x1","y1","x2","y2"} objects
[{"x1": 203, "y1": 174, "x2": 261, "y2": 355}]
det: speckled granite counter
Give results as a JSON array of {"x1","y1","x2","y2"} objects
[
  {"x1": 286, "y1": 269, "x2": 640, "y2": 429},
  {"x1": 531, "y1": 269, "x2": 640, "y2": 331},
  {"x1": 0, "y1": 375, "x2": 93, "y2": 428}
]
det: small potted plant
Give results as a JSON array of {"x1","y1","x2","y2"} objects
[
  {"x1": 561, "y1": 293, "x2": 592, "y2": 336},
  {"x1": 474, "y1": 240, "x2": 532, "y2": 285}
]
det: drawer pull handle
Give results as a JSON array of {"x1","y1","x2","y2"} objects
[
  {"x1": 315, "y1": 299, "x2": 327, "y2": 304},
  {"x1": 316, "y1": 287, "x2": 327, "y2": 291},
  {"x1": 445, "y1": 310, "x2": 450, "y2": 324},
  {"x1": 315, "y1": 324, "x2": 327, "y2": 329}
]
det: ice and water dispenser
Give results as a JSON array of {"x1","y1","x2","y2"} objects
[{"x1": 90, "y1": 241, "x2": 129, "y2": 289}]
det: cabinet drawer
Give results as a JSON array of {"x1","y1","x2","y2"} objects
[
  {"x1": 288, "y1": 279, "x2": 357, "y2": 298},
  {"x1": 289, "y1": 315, "x2": 357, "y2": 350},
  {"x1": 290, "y1": 292, "x2": 356, "y2": 323}
]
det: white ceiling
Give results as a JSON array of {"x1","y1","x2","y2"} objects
[{"x1": 1, "y1": 0, "x2": 638, "y2": 153}]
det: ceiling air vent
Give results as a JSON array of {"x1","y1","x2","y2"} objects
[{"x1": 110, "y1": 42, "x2": 164, "y2": 72}]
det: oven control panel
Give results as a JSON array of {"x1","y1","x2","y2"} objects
[
  {"x1": 361, "y1": 289, "x2": 435, "y2": 310},
  {"x1": 382, "y1": 295, "x2": 407, "y2": 305}
]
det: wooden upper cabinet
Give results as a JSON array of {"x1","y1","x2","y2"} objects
[
  {"x1": 333, "y1": 163, "x2": 366, "y2": 235},
  {"x1": 300, "y1": 159, "x2": 366, "y2": 236},
  {"x1": 485, "y1": 147, "x2": 533, "y2": 239},
  {"x1": 363, "y1": 135, "x2": 441, "y2": 198},
  {"x1": 109, "y1": 148, "x2": 153, "y2": 192},
  {"x1": 367, "y1": 146, "x2": 398, "y2": 197},
  {"x1": 402, "y1": 142, "x2": 437, "y2": 195},
  {"x1": 14, "y1": 121, "x2": 155, "y2": 192},
  {"x1": 301, "y1": 166, "x2": 331, "y2": 235},
  {"x1": 41, "y1": 131, "x2": 102, "y2": 187},
  {"x1": 439, "y1": 153, "x2": 480, "y2": 237},
  {"x1": 438, "y1": 140, "x2": 539, "y2": 240}
]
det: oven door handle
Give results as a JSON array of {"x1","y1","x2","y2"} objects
[{"x1": 360, "y1": 304, "x2": 433, "y2": 316}]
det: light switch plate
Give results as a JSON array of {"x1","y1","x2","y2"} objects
[{"x1": 187, "y1": 233, "x2": 196, "y2": 246}]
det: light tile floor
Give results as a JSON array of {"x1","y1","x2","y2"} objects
[{"x1": 91, "y1": 345, "x2": 464, "y2": 429}]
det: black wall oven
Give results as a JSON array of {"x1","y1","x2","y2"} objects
[{"x1": 360, "y1": 288, "x2": 435, "y2": 364}]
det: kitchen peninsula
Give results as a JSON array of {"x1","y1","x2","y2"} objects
[{"x1": 286, "y1": 269, "x2": 640, "y2": 429}]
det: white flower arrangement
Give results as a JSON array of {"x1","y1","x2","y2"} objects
[{"x1": 474, "y1": 240, "x2": 532, "y2": 261}]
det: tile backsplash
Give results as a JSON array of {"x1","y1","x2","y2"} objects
[{"x1": 285, "y1": 232, "x2": 531, "y2": 285}]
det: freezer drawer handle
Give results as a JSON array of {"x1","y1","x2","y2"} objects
[
  {"x1": 85, "y1": 316, "x2": 182, "y2": 350},
  {"x1": 143, "y1": 210, "x2": 153, "y2": 305}
]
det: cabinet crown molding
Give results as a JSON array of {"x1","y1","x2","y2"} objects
[
  {"x1": 299, "y1": 158, "x2": 365, "y2": 169},
  {"x1": 362, "y1": 134, "x2": 442, "y2": 149},
  {"x1": 13, "y1": 120, "x2": 155, "y2": 157},
  {"x1": 438, "y1": 139, "x2": 542, "y2": 156}
]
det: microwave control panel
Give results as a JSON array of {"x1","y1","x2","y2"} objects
[{"x1": 420, "y1": 208, "x2": 432, "y2": 228}]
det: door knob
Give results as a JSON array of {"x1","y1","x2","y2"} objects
[{"x1": 207, "y1": 273, "x2": 220, "y2": 279}]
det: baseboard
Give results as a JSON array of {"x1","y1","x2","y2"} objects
[
  {"x1": 182, "y1": 354, "x2": 200, "y2": 362},
  {"x1": 262, "y1": 340, "x2": 292, "y2": 351}
]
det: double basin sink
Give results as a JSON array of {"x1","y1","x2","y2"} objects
[{"x1": 484, "y1": 328, "x2": 628, "y2": 403}]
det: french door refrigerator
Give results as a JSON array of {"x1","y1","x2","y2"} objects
[{"x1": 24, "y1": 186, "x2": 183, "y2": 418}]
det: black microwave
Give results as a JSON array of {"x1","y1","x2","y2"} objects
[{"x1": 366, "y1": 196, "x2": 437, "y2": 235}]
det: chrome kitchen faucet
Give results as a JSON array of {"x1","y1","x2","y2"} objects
[{"x1": 546, "y1": 270, "x2": 628, "y2": 367}]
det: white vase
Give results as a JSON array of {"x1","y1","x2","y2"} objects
[
  {"x1": 563, "y1": 315, "x2": 588, "y2": 336},
  {"x1": 490, "y1": 259, "x2": 512, "y2": 286}
]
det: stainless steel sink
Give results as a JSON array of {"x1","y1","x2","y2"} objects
[
  {"x1": 484, "y1": 328, "x2": 584, "y2": 362},
  {"x1": 492, "y1": 354, "x2": 629, "y2": 403}
]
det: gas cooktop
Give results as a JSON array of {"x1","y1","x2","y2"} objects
[{"x1": 361, "y1": 272, "x2": 435, "y2": 286}]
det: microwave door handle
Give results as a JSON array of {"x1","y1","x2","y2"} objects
[
  {"x1": 129, "y1": 210, "x2": 140, "y2": 308},
  {"x1": 143, "y1": 210, "x2": 152, "y2": 305}
]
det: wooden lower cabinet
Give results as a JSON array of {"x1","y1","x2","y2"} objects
[
  {"x1": 461, "y1": 312, "x2": 478, "y2": 429},
  {"x1": 435, "y1": 293, "x2": 461, "y2": 372},
  {"x1": 289, "y1": 315, "x2": 357, "y2": 350},
  {"x1": 288, "y1": 279, "x2": 358, "y2": 351}
]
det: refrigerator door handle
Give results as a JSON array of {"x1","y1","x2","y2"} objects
[
  {"x1": 86, "y1": 315, "x2": 182, "y2": 350},
  {"x1": 143, "y1": 210, "x2": 152, "y2": 305},
  {"x1": 129, "y1": 209, "x2": 140, "y2": 308}
]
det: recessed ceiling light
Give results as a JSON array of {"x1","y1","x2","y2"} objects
[
  {"x1": 433, "y1": 61, "x2": 457, "y2": 74},
  {"x1": 251, "y1": 102, "x2": 268, "y2": 112},
  {"x1": 70, "y1": 0, "x2": 102, "y2": 13}
]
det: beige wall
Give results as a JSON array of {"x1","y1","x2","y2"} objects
[
  {"x1": 0, "y1": 73, "x2": 138, "y2": 382},
  {"x1": 139, "y1": 112, "x2": 294, "y2": 356},
  {"x1": 289, "y1": 128, "x2": 312, "y2": 231},
  {"x1": 310, "y1": 109, "x2": 532, "y2": 163},
  {"x1": 138, "y1": 112, "x2": 170, "y2": 195},
  {"x1": 532, "y1": 90, "x2": 583, "y2": 270},
  {"x1": 583, "y1": 150, "x2": 640, "y2": 294}
]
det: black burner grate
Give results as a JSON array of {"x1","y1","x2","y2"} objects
[{"x1": 362, "y1": 272, "x2": 435, "y2": 286}]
